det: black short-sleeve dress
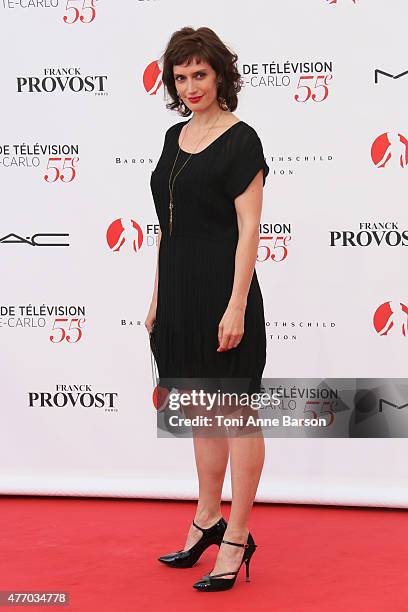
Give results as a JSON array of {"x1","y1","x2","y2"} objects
[{"x1": 149, "y1": 119, "x2": 269, "y2": 394}]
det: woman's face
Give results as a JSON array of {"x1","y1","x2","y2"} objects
[{"x1": 173, "y1": 57, "x2": 219, "y2": 112}]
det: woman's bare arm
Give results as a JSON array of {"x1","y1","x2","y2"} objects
[
  {"x1": 217, "y1": 169, "x2": 263, "y2": 351},
  {"x1": 229, "y1": 169, "x2": 263, "y2": 308}
]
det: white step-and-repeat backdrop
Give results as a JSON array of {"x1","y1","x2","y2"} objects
[{"x1": 1, "y1": 0, "x2": 407, "y2": 507}]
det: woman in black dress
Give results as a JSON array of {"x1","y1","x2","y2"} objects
[{"x1": 146, "y1": 27, "x2": 269, "y2": 592}]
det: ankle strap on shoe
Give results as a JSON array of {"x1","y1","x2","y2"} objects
[
  {"x1": 192, "y1": 520, "x2": 207, "y2": 533},
  {"x1": 206, "y1": 571, "x2": 238, "y2": 579},
  {"x1": 192, "y1": 517, "x2": 224, "y2": 533},
  {"x1": 222, "y1": 538, "x2": 249, "y2": 548}
]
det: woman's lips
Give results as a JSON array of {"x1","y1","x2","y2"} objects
[{"x1": 188, "y1": 96, "x2": 203, "y2": 103}]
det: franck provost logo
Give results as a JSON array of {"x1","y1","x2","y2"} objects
[
  {"x1": 28, "y1": 384, "x2": 119, "y2": 414},
  {"x1": 371, "y1": 132, "x2": 408, "y2": 168},
  {"x1": 373, "y1": 302, "x2": 408, "y2": 337},
  {"x1": 16, "y1": 67, "x2": 108, "y2": 95},
  {"x1": 329, "y1": 221, "x2": 408, "y2": 247}
]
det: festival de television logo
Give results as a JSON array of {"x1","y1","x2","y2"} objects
[
  {"x1": 2, "y1": 1, "x2": 99, "y2": 23},
  {"x1": 0, "y1": 142, "x2": 80, "y2": 184},
  {"x1": 0, "y1": 304, "x2": 86, "y2": 344},
  {"x1": 107, "y1": 218, "x2": 144, "y2": 253},
  {"x1": 373, "y1": 302, "x2": 408, "y2": 337},
  {"x1": 371, "y1": 133, "x2": 408, "y2": 168}
]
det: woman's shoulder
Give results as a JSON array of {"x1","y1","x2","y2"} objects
[
  {"x1": 228, "y1": 121, "x2": 264, "y2": 150},
  {"x1": 236, "y1": 121, "x2": 263, "y2": 139},
  {"x1": 166, "y1": 120, "x2": 187, "y2": 136}
]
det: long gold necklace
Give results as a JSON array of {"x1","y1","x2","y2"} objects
[{"x1": 168, "y1": 109, "x2": 223, "y2": 236}]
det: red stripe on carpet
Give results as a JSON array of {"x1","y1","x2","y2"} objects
[{"x1": 0, "y1": 497, "x2": 407, "y2": 611}]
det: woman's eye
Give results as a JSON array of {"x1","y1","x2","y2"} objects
[{"x1": 175, "y1": 73, "x2": 205, "y2": 81}]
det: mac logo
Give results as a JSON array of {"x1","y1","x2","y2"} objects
[
  {"x1": 375, "y1": 69, "x2": 408, "y2": 84},
  {"x1": 379, "y1": 399, "x2": 408, "y2": 412}
]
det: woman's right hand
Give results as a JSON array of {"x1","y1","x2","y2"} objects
[{"x1": 145, "y1": 301, "x2": 157, "y2": 334}]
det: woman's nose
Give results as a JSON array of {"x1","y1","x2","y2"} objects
[{"x1": 185, "y1": 80, "x2": 199, "y2": 93}]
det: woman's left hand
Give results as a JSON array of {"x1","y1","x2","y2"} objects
[{"x1": 217, "y1": 303, "x2": 246, "y2": 351}]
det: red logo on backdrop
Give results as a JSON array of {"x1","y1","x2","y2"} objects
[
  {"x1": 152, "y1": 385, "x2": 170, "y2": 410},
  {"x1": 143, "y1": 60, "x2": 162, "y2": 95},
  {"x1": 373, "y1": 301, "x2": 408, "y2": 337},
  {"x1": 106, "y1": 218, "x2": 143, "y2": 253},
  {"x1": 326, "y1": 0, "x2": 356, "y2": 4},
  {"x1": 371, "y1": 132, "x2": 408, "y2": 168}
]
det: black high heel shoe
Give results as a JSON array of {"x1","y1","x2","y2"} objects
[
  {"x1": 192, "y1": 532, "x2": 257, "y2": 591},
  {"x1": 158, "y1": 517, "x2": 227, "y2": 568}
]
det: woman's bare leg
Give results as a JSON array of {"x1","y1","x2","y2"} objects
[
  {"x1": 182, "y1": 435, "x2": 229, "y2": 550},
  {"x1": 209, "y1": 434, "x2": 265, "y2": 576}
]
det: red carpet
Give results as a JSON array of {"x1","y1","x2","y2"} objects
[{"x1": 0, "y1": 496, "x2": 407, "y2": 611}]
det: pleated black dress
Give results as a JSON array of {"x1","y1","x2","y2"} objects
[{"x1": 149, "y1": 119, "x2": 269, "y2": 395}]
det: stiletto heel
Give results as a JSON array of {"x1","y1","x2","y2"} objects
[
  {"x1": 192, "y1": 532, "x2": 257, "y2": 591},
  {"x1": 245, "y1": 557, "x2": 250, "y2": 582},
  {"x1": 158, "y1": 517, "x2": 227, "y2": 568}
]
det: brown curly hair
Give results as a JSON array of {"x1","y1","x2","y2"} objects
[{"x1": 159, "y1": 27, "x2": 243, "y2": 117}]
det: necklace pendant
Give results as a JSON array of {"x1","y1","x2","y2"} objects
[{"x1": 169, "y1": 199, "x2": 173, "y2": 235}]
